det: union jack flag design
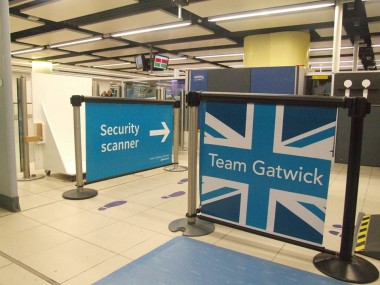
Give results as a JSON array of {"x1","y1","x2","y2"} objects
[{"x1": 199, "y1": 101, "x2": 337, "y2": 245}]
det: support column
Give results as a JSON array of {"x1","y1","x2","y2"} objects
[
  {"x1": 0, "y1": 1, "x2": 20, "y2": 211},
  {"x1": 244, "y1": 31, "x2": 310, "y2": 67},
  {"x1": 332, "y1": 0, "x2": 344, "y2": 73}
]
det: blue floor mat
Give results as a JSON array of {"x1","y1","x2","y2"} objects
[{"x1": 94, "y1": 237, "x2": 347, "y2": 285}]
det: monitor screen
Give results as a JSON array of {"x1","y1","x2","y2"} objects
[
  {"x1": 135, "y1": 54, "x2": 146, "y2": 70},
  {"x1": 153, "y1": 55, "x2": 169, "y2": 70}
]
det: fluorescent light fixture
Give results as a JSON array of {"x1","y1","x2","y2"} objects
[
  {"x1": 50, "y1": 36, "x2": 102, "y2": 48},
  {"x1": 11, "y1": 47, "x2": 44, "y2": 55},
  {"x1": 93, "y1": 62, "x2": 131, "y2": 68},
  {"x1": 372, "y1": 44, "x2": 380, "y2": 48},
  {"x1": 208, "y1": 1, "x2": 334, "y2": 22},
  {"x1": 54, "y1": 65, "x2": 141, "y2": 78},
  {"x1": 184, "y1": 66, "x2": 222, "y2": 70},
  {"x1": 111, "y1": 21, "x2": 192, "y2": 37},
  {"x1": 169, "y1": 57, "x2": 188, "y2": 61},
  {"x1": 11, "y1": 60, "x2": 32, "y2": 66},
  {"x1": 195, "y1": 53, "x2": 244, "y2": 59},
  {"x1": 309, "y1": 60, "x2": 360, "y2": 65},
  {"x1": 309, "y1": 46, "x2": 354, "y2": 52}
]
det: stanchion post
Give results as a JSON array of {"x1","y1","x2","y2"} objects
[
  {"x1": 62, "y1": 95, "x2": 98, "y2": 200},
  {"x1": 180, "y1": 90, "x2": 186, "y2": 151},
  {"x1": 17, "y1": 76, "x2": 44, "y2": 181},
  {"x1": 165, "y1": 101, "x2": 187, "y2": 172},
  {"x1": 313, "y1": 97, "x2": 379, "y2": 283},
  {"x1": 168, "y1": 92, "x2": 215, "y2": 236}
]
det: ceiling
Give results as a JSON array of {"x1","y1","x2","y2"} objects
[{"x1": 8, "y1": 0, "x2": 380, "y2": 81}]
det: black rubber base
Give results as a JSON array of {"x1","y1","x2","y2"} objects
[
  {"x1": 313, "y1": 252, "x2": 379, "y2": 284},
  {"x1": 169, "y1": 218, "x2": 215, "y2": 237},
  {"x1": 62, "y1": 188, "x2": 98, "y2": 200}
]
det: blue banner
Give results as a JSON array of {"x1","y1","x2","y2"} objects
[
  {"x1": 199, "y1": 101, "x2": 337, "y2": 245},
  {"x1": 85, "y1": 102, "x2": 173, "y2": 183}
]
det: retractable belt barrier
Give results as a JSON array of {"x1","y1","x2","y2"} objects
[
  {"x1": 62, "y1": 95, "x2": 185, "y2": 200},
  {"x1": 169, "y1": 91, "x2": 379, "y2": 284}
]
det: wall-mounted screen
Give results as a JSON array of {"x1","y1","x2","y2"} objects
[
  {"x1": 153, "y1": 55, "x2": 169, "y2": 70},
  {"x1": 135, "y1": 54, "x2": 146, "y2": 70}
]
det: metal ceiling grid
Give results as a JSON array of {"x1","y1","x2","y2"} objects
[{"x1": 8, "y1": 0, "x2": 380, "y2": 77}]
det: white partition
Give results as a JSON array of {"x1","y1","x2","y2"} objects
[{"x1": 32, "y1": 73, "x2": 92, "y2": 175}]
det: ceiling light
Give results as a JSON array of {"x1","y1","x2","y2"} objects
[
  {"x1": 208, "y1": 0, "x2": 335, "y2": 22},
  {"x1": 11, "y1": 47, "x2": 44, "y2": 55},
  {"x1": 308, "y1": 60, "x2": 360, "y2": 65},
  {"x1": 169, "y1": 57, "x2": 188, "y2": 61},
  {"x1": 49, "y1": 36, "x2": 102, "y2": 48},
  {"x1": 309, "y1": 46, "x2": 354, "y2": 52},
  {"x1": 93, "y1": 62, "x2": 131, "y2": 68},
  {"x1": 372, "y1": 44, "x2": 380, "y2": 48},
  {"x1": 111, "y1": 21, "x2": 192, "y2": 37},
  {"x1": 195, "y1": 53, "x2": 244, "y2": 59}
]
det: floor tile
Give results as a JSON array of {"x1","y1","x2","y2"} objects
[
  {"x1": 1, "y1": 150, "x2": 380, "y2": 284},
  {"x1": 121, "y1": 234, "x2": 173, "y2": 260},
  {"x1": 20, "y1": 202, "x2": 84, "y2": 224},
  {"x1": 81, "y1": 221, "x2": 157, "y2": 253},
  {"x1": 97, "y1": 183, "x2": 147, "y2": 199},
  {"x1": 0, "y1": 214, "x2": 41, "y2": 238},
  {"x1": 91, "y1": 200, "x2": 149, "y2": 220},
  {"x1": 273, "y1": 243, "x2": 322, "y2": 275},
  {"x1": 215, "y1": 229, "x2": 285, "y2": 261},
  {"x1": 48, "y1": 211, "x2": 117, "y2": 237},
  {"x1": 61, "y1": 191, "x2": 121, "y2": 211},
  {"x1": 0, "y1": 208, "x2": 12, "y2": 218},
  {"x1": 190, "y1": 223, "x2": 234, "y2": 245},
  {"x1": 0, "y1": 224, "x2": 73, "y2": 260},
  {"x1": 0, "y1": 255, "x2": 12, "y2": 268},
  {"x1": 21, "y1": 238, "x2": 115, "y2": 284},
  {"x1": 62, "y1": 255, "x2": 132, "y2": 285},
  {"x1": 122, "y1": 208, "x2": 183, "y2": 235},
  {"x1": 126, "y1": 183, "x2": 187, "y2": 207},
  {"x1": 0, "y1": 263, "x2": 51, "y2": 285},
  {"x1": 19, "y1": 194, "x2": 56, "y2": 211}
]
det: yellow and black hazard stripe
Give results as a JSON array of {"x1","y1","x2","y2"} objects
[{"x1": 356, "y1": 214, "x2": 371, "y2": 252}]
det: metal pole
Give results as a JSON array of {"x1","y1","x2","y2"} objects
[
  {"x1": 73, "y1": 106, "x2": 84, "y2": 189},
  {"x1": 17, "y1": 77, "x2": 30, "y2": 178},
  {"x1": 340, "y1": 99, "x2": 366, "y2": 261},
  {"x1": 63, "y1": 96, "x2": 97, "y2": 200},
  {"x1": 16, "y1": 77, "x2": 44, "y2": 181},
  {"x1": 187, "y1": 103, "x2": 198, "y2": 223},
  {"x1": 168, "y1": 92, "x2": 214, "y2": 236},
  {"x1": 353, "y1": 37, "x2": 360, "y2": 71},
  {"x1": 164, "y1": 101, "x2": 187, "y2": 172},
  {"x1": 313, "y1": 97, "x2": 379, "y2": 283},
  {"x1": 180, "y1": 90, "x2": 186, "y2": 150}
]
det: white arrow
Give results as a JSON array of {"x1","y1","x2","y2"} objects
[{"x1": 150, "y1": 122, "x2": 170, "y2": 142}]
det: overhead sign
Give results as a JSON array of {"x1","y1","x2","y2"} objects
[
  {"x1": 85, "y1": 102, "x2": 173, "y2": 183},
  {"x1": 199, "y1": 101, "x2": 337, "y2": 245}
]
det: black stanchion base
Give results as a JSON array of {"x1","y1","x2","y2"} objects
[
  {"x1": 313, "y1": 252, "x2": 379, "y2": 284},
  {"x1": 62, "y1": 188, "x2": 98, "y2": 200},
  {"x1": 169, "y1": 217, "x2": 215, "y2": 237}
]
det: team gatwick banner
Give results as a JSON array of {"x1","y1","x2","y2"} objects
[
  {"x1": 199, "y1": 101, "x2": 337, "y2": 245},
  {"x1": 85, "y1": 102, "x2": 173, "y2": 183}
]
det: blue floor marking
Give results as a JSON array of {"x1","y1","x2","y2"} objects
[{"x1": 94, "y1": 237, "x2": 346, "y2": 285}]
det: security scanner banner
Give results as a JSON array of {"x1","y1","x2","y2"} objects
[
  {"x1": 199, "y1": 101, "x2": 337, "y2": 245},
  {"x1": 85, "y1": 102, "x2": 173, "y2": 183}
]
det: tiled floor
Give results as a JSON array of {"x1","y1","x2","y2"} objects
[{"x1": 0, "y1": 151, "x2": 379, "y2": 284}]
